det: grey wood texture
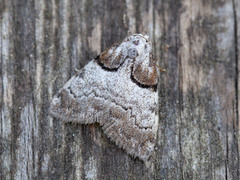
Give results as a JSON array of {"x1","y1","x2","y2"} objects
[{"x1": 0, "y1": 0, "x2": 239, "y2": 179}]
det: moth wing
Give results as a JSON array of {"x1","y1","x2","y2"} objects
[
  {"x1": 97, "y1": 42, "x2": 129, "y2": 70},
  {"x1": 50, "y1": 59, "x2": 158, "y2": 161},
  {"x1": 50, "y1": 33, "x2": 160, "y2": 161},
  {"x1": 132, "y1": 55, "x2": 158, "y2": 86},
  {"x1": 50, "y1": 61, "x2": 106, "y2": 124},
  {"x1": 100, "y1": 101, "x2": 158, "y2": 161}
]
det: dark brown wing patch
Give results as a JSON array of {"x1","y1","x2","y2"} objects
[
  {"x1": 132, "y1": 55, "x2": 158, "y2": 86},
  {"x1": 97, "y1": 43, "x2": 126, "y2": 70}
]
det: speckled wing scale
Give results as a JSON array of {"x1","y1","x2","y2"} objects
[{"x1": 50, "y1": 34, "x2": 159, "y2": 161}]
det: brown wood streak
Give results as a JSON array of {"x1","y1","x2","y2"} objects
[{"x1": 0, "y1": 0, "x2": 239, "y2": 179}]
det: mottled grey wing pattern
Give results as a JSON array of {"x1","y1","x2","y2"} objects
[{"x1": 50, "y1": 34, "x2": 159, "y2": 161}]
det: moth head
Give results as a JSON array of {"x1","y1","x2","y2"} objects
[
  {"x1": 97, "y1": 34, "x2": 159, "y2": 86},
  {"x1": 128, "y1": 34, "x2": 158, "y2": 86}
]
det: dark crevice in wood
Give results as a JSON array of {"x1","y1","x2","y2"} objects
[
  {"x1": 152, "y1": 1, "x2": 160, "y2": 178},
  {"x1": 38, "y1": 0, "x2": 55, "y2": 178},
  {"x1": 152, "y1": 0, "x2": 156, "y2": 57},
  {"x1": 154, "y1": 1, "x2": 165, "y2": 178},
  {"x1": 233, "y1": 0, "x2": 240, "y2": 178},
  {"x1": 177, "y1": 33, "x2": 184, "y2": 180},
  {"x1": 134, "y1": 1, "x2": 140, "y2": 33},
  {"x1": 0, "y1": 6, "x2": 3, "y2": 179},
  {"x1": 11, "y1": 0, "x2": 24, "y2": 178},
  {"x1": 233, "y1": 0, "x2": 239, "y2": 130},
  {"x1": 31, "y1": 0, "x2": 37, "y2": 176},
  {"x1": 225, "y1": 114, "x2": 229, "y2": 180},
  {"x1": 176, "y1": 9, "x2": 184, "y2": 180}
]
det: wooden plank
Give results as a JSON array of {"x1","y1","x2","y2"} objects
[
  {"x1": 0, "y1": 0, "x2": 239, "y2": 179},
  {"x1": 1, "y1": 1, "x2": 14, "y2": 179},
  {"x1": 154, "y1": 0, "x2": 238, "y2": 179}
]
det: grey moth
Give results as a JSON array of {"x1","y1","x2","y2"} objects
[{"x1": 50, "y1": 34, "x2": 160, "y2": 161}]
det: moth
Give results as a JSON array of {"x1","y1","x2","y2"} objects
[{"x1": 50, "y1": 34, "x2": 163, "y2": 161}]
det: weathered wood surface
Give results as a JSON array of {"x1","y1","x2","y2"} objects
[{"x1": 0, "y1": 0, "x2": 239, "y2": 179}]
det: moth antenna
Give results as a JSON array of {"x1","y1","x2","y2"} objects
[
  {"x1": 155, "y1": 64, "x2": 166, "y2": 72},
  {"x1": 74, "y1": 68, "x2": 80, "y2": 73},
  {"x1": 127, "y1": 30, "x2": 132, "y2": 36},
  {"x1": 150, "y1": 62, "x2": 166, "y2": 72}
]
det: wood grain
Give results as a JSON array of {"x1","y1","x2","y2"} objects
[{"x1": 0, "y1": 0, "x2": 239, "y2": 179}]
